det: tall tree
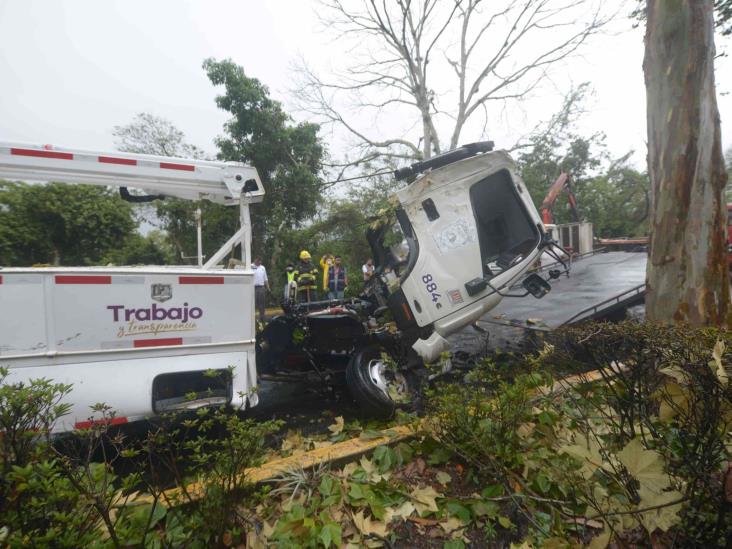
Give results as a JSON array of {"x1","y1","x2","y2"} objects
[
  {"x1": 113, "y1": 113, "x2": 206, "y2": 159},
  {"x1": 297, "y1": 0, "x2": 612, "y2": 174},
  {"x1": 203, "y1": 58, "x2": 325, "y2": 273},
  {"x1": 112, "y1": 112, "x2": 217, "y2": 262},
  {"x1": 644, "y1": 0, "x2": 729, "y2": 325}
]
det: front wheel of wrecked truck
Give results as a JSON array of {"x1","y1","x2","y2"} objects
[{"x1": 345, "y1": 346, "x2": 420, "y2": 419}]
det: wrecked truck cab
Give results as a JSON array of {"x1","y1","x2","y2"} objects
[
  {"x1": 373, "y1": 143, "x2": 546, "y2": 363},
  {"x1": 257, "y1": 142, "x2": 560, "y2": 419}
]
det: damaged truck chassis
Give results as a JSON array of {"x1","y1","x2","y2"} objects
[{"x1": 257, "y1": 142, "x2": 567, "y2": 417}]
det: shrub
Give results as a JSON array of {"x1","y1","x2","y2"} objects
[{"x1": 426, "y1": 322, "x2": 732, "y2": 547}]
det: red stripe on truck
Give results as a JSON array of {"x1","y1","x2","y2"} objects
[
  {"x1": 133, "y1": 337, "x2": 183, "y2": 348},
  {"x1": 99, "y1": 156, "x2": 137, "y2": 166},
  {"x1": 75, "y1": 417, "x2": 128, "y2": 430},
  {"x1": 11, "y1": 148, "x2": 74, "y2": 160},
  {"x1": 160, "y1": 162, "x2": 195, "y2": 171},
  {"x1": 0, "y1": 276, "x2": 3, "y2": 284},
  {"x1": 55, "y1": 275, "x2": 112, "y2": 284},
  {"x1": 179, "y1": 276, "x2": 225, "y2": 284}
]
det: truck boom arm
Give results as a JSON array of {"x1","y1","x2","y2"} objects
[
  {"x1": 0, "y1": 142, "x2": 263, "y2": 205},
  {"x1": 0, "y1": 141, "x2": 264, "y2": 269},
  {"x1": 539, "y1": 172, "x2": 579, "y2": 225}
]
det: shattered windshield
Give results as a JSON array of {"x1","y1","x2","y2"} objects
[
  {"x1": 367, "y1": 208, "x2": 417, "y2": 281},
  {"x1": 470, "y1": 169, "x2": 540, "y2": 276}
]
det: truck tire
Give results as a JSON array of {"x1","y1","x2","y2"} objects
[{"x1": 346, "y1": 346, "x2": 417, "y2": 418}]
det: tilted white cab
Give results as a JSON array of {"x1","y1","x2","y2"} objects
[{"x1": 0, "y1": 142, "x2": 264, "y2": 432}]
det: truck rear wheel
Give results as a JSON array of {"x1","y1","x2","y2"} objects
[{"x1": 346, "y1": 346, "x2": 417, "y2": 418}]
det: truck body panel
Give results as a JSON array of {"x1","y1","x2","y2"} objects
[{"x1": 1, "y1": 267, "x2": 256, "y2": 432}]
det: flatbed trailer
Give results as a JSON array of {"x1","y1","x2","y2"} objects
[{"x1": 449, "y1": 250, "x2": 647, "y2": 353}]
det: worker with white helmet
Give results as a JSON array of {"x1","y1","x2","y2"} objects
[{"x1": 294, "y1": 250, "x2": 319, "y2": 303}]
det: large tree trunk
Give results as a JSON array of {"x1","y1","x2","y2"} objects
[{"x1": 644, "y1": 0, "x2": 729, "y2": 326}]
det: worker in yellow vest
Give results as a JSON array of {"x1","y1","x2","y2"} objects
[{"x1": 294, "y1": 250, "x2": 319, "y2": 303}]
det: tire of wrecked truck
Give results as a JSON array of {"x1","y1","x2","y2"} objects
[{"x1": 345, "y1": 346, "x2": 420, "y2": 419}]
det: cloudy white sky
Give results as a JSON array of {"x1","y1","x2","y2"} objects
[{"x1": 1, "y1": 0, "x2": 731, "y2": 171}]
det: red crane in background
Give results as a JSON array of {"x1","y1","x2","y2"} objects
[{"x1": 539, "y1": 172, "x2": 580, "y2": 225}]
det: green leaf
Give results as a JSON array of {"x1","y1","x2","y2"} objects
[
  {"x1": 436, "y1": 471, "x2": 452, "y2": 485},
  {"x1": 428, "y1": 446, "x2": 452, "y2": 465},
  {"x1": 497, "y1": 515, "x2": 513, "y2": 529},
  {"x1": 472, "y1": 501, "x2": 499, "y2": 518},
  {"x1": 481, "y1": 484, "x2": 503, "y2": 499},
  {"x1": 319, "y1": 522, "x2": 341, "y2": 548},
  {"x1": 319, "y1": 475, "x2": 337, "y2": 498},
  {"x1": 373, "y1": 446, "x2": 397, "y2": 473},
  {"x1": 360, "y1": 429, "x2": 384, "y2": 440},
  {"x1": 443, "y1": 540, "x2": 466, "y2": 549},
  {"x1": 617, "y1": 438, "x2": 668, "y2": 489},
  {"x1": 446, "y1": 502, "x2": 471, "y2": 523}
]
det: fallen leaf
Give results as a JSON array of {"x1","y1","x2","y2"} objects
[
  {"x1": 411, "y1": 485, "x2": 441, "y2": 515},
  {"x1": 261, "y1": 520, "x2": 274, "y2": 538},
  {"x1": 384, "y1": 501, "x2": 415, "y2": 524},
  {"x1": 340, "y1": 462, "x2": 358, "y2": 478},
  {"x1": 617, "y1": 438, "x2": 669, "y2": 489},
  {"x1": 436, "y1": 471, "x2": 452, "y2": 485},
  {"x1": 711, "y1": 340, "x2": 728, "y2": 386},
  {"x1": 360, "y1": 456, "x2": 376, "y2": 475},
  {"x1": 328, "y1": 416, "x2": 345, "y2": 435},
  {"x1": 588, "y1": 526, "x2": 612, "y2": 549},
  {"x1": 440, "y1": 516, "x2": 465, "y2": 534},
  {"x1": 353, "y1": 509, "x2": 388, "y2": 538},
  {"x1": 658, "y1": 382, "x2": 689, "y2": 421}
]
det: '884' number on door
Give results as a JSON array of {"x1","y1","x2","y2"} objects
[{"x1": 422, "y1": 274, "x2": 442, "y2": 309}]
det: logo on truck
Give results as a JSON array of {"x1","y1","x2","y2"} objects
[
  {"x1": 151, "y1": 283, "x2": 173, "y2": 303},
  {"x1": 107, "y1": 303, "x2": 203, "y2": 338}
]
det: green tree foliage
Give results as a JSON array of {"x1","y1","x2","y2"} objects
[
  {"x1": 516, "y1": 85, "x2": 649, "y2": 238},
  {"x1": 203, "y1": 58, "x2": 325, "y2": 270},
  {"x1": 269, "y1": 173, "x2": 404, "y2": 297},
  {"x1": 0, "y1": 181, "x2": 136, "y2": 266},
  {"x1": 102, "y1": 230, "x2": 175, "y2": 266},
  {"x1": 112, "y1": 112, "x2": 217, "y2": 263}
]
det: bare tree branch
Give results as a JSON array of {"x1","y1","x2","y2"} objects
[{"x1": 293, "y1": 0, "x2": 613, "y2": 177}]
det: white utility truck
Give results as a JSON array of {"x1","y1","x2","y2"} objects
[{"x1": 0, "y1": 142, "x2": 264, "y2": 432}]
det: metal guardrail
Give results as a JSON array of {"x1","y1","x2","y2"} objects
[{"x1": 560, "y1": 283, "x2": 646, "y2": 327}]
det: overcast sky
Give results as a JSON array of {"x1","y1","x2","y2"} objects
[{"x1": 1, "y1": 0, "x2": 731, "y2": 171}]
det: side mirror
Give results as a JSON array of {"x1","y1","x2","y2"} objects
[{"x1": 522, "y1": 273, "x2": 551, "y2": 299}]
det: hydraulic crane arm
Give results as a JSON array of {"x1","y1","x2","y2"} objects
[
  {"x1": 0, "y1": 141, "x2": 265, "y2": 269},
  {"x1": 539, "y1": 172, "x2": 579, "y2": 225},
  {"x1": 0, "y1": 142, "x2": 264, "y2": 205}
]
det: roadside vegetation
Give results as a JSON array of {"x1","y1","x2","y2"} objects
[{"x1": 2, "y1": 321, "x2": 731, "y2": 548}]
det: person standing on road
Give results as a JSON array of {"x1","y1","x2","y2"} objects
[
  {"x1": 283, "y1": 263, "x2": 296, "y2": 304},
  {"x1": 320, "y1": 254, "x2": 334, "y2": 294},
  {"x1": 362, "y1": 258, "x2": 375, "y2": 282},
  {"x1": 253, "y1": 257, "x2": 270, "y2": 322},
  {"x1": 294, "y1": 250, "x2": 319, "y2": 303},
  {"x1": 327, "y1": 256, "x2": 348, "y2": 300}
]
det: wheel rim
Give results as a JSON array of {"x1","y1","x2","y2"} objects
[{"x1": 366, "y1": 358, "x2": 409, "y2": 402}]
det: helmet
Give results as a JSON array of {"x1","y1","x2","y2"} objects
[{"x1": 299, "y1": 250, "x2": 311, "y2": 260}]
